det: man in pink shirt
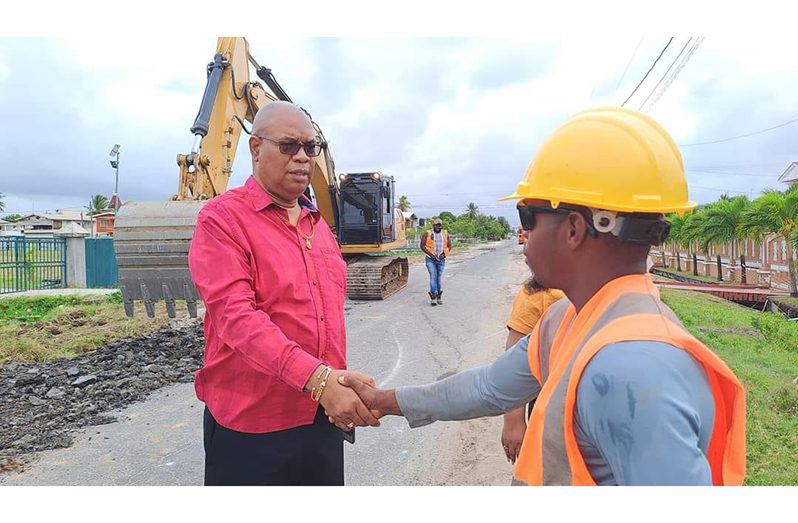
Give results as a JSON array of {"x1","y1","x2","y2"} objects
[{"x1": 188, "y1": 101, "x2": 379, "y2": 486}]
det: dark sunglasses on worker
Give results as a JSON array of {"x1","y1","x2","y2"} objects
[
  {"x1": 518, "y1": 205, "x2": 573, "y2": 231},
  {"x1": 517, "y1": 205, "x2": 600, "y2": 238},
  {"x1": 518, "y1": 204, "x2": 670, "y2": 245},
  {"x1": 255, "y1": 135, "x2": 326, "y2": 157}
]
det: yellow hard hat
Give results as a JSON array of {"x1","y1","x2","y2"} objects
[{"x1": 501, "y1": 107, "x2": 696, "y2": 214}]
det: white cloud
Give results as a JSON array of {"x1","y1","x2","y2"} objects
[{"x1": 4, "y1": 35, "x2": 798, "y2": 221}]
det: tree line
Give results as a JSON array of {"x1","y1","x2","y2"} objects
[
  {"x1": 399, "y1": 196, "x2": 512, "y2": 242},
  {"x1": 1, "y1": 194, "x2": 112, "y2": 223},
  {"x1": 665, "y1": 186, "x2": 798, "y2": 297}
]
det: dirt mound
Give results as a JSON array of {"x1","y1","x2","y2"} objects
[{"x1": 0, "y1": 321, "x2": 204, "y2": 471}]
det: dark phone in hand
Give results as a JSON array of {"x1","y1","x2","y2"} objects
[{"x1": 340, "y1": 427, "x2": 355, "y2": 444}]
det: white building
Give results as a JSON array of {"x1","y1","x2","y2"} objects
[
  {"x1": 777, "y1": 162, "x2": 798, "y2": 186},
  {"x1": 13, "y1": 211, "x2": 94, "y2": 238},
  {"x1": 401, "y1": 211, "x2": 418, "y2": 230},
  {"x1": 0, "y1": 219, "x2": 24, "y2": 236}
]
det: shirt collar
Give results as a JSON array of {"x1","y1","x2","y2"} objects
[{"x1": 246, "y1": 175, "x2": 319, "y2": 215}]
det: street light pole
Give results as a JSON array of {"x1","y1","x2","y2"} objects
[
  {"x1": 109, "y1": 144, "x2": 121, "y2": 210},
  {"x1": 113, "y1": 150, "x2": 120, "y2": 194}
]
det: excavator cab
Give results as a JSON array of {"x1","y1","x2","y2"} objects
[
  {"x1": 336, "y1": 171, "x2": 408, "y2": 301},
  {"x1": 338, "y1": 172, "x2": 396, "y2": 245}
]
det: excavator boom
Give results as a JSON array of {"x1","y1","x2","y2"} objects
[{"x1": 114, "y1": 38, "x2": 407, "y2": 317}]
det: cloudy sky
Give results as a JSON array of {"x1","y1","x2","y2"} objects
[{"x1": 1, "y1": 33, "x2": 797, "y2": 225}]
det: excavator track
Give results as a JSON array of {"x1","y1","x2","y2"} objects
[{"x1": 345, "y1": 255, "x2": 409, "y2": 300}]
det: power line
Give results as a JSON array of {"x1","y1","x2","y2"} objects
[
  {"x1": 638, "y1": 37, "x2": 692, "y2": 111},
  {"x1": 679, "y1": 116, "x2": 798, "y2": 146},
  {"x1": 621, "y1": 37, "x2": 673, "y2": 107},
  {"x1": 615, "y1": 38, "x2": 644, "y2": 89},
  {"x1": 688, "y1": 170, "x2": 778, "y2": 178},
  {"x1": 690, "y1": 161, "x2": 787, "y2": 170},
  {"x1": 645, "y1": 37, "x2": 703, "y2": 111},
  {"x1": 1, "y1": 205, "x2": 88, "y2": 215},
  {"x1": 403, "y1": 190, "x2": 508, "y2": 197},
  {"x1": 689, "y1": 184, "x2": 748, "y2": 195}
]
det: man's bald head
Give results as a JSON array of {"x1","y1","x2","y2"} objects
[
  {"x1": 251, "y1": 101, "x2": 313, "y2": 137},
  {"x1": 248, "y1": 101, "x2": 319, "y2": 206}
]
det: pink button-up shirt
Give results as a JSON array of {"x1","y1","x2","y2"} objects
[{"x1": 188, "y1": 176, "x2": 347, "y2": 433}]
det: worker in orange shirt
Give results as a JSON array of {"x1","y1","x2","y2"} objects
[{"x1": 500, "y1": 277, "x2": 564, "y2": 463}]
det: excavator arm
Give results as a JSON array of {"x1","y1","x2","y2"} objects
[
  {"x1": 113, "y1": 37, "x2": 405, "y2": 318},
  {"x1": 173, "y1": 38, "x2": 339, "y2": 231}
]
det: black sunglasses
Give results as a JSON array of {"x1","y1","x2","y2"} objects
[
  {"x1": 517, "y1": 205, "x2": 598, "y2": 237},
  {"x1": 255, "y1": 135, "x2": 326, "y2": 157}
]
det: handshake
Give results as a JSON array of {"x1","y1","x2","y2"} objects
[{"x1": 307, "y1": 367, "x2": 401, "y2": 431}]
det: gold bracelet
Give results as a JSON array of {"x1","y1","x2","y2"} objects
[{"x1": 311, "y1": 366, "x2": 333, "y2": 402}]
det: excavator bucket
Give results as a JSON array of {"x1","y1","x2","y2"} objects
[{"x1": 113, "y1": 200, "x2": 205, "y2": 318}]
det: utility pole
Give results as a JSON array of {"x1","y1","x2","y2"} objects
[{"x1": 109, "y1": 144, "x2": 121, "y2": 211}]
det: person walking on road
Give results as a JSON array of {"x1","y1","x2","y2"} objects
[
  {"x1": 339, "y1": 107, "x2": 746, "y2": 486},
  {"x1": 188, "y1": 101, "x2": 378, "y2": 486},
  {"x1": 500, "y1": 277, "x2": 564, "y2": 464},
  {"x1": 420, "y1": 218, "x2": 451, "y2": 306}
]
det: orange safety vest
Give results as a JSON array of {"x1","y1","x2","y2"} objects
[
  {"x1": 423, "y1": 230, "x2": 451, "y2": 257},
  {"x1": 512, "y1": 273, "x2": 746, "y2": 486}
]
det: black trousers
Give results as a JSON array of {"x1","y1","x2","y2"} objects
[{"x1": 203, "y1": 406, "x2": 344, "y2": 486}]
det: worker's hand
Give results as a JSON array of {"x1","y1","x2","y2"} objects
[
  {"x1": 323, "y1": 371, "x2": 381, "y2": 431},
  {"x1": 501, "y1": 407, "x2": 527, "y2": 464},
  {"x1": 338, "y1": 373, "x2": 403, "y2": 418},
  {"x1": 318, "y1": 369, "x2": 381, "y2": 430}
]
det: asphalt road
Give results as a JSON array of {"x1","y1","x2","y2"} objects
[{"x1": 0, "y1": 239, "x2": 529, "y2": 486}]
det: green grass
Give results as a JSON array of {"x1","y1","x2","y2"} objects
[
  {"x1": 660, "y1": 289, "x2": 798, "y2": 485},
  {"x1": 0, "y1": 292, "x2": 182, "y2": 364},
  {"x1": 0, "y1": 295, "x2": 85, "y2": 322}
]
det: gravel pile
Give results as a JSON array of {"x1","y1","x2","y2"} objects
[{"x1": 0, "y1": 321, "x2": 204, "y2": 470}]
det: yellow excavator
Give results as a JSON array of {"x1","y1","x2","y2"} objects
[{"x1": 114, "y1": 37, "x2": 408, "y2": 318}]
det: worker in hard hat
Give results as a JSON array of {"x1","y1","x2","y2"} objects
[
  {"x1": 420, "y1": 217, "x2": 452, "y2": 306},
  {"x1": 338, "y1": 108, "x2": 746, "y2": 486}
]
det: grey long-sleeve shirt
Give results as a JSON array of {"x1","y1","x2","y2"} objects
[{"x1": 395, "y1": 336, "x2": 715, "y2": 486}]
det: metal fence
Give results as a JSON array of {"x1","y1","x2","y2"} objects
[
  {"x1": 0, "y1": 237, "x2": 67, "y2": 294},
  {"x1": 85, "y1": 237, "x2": 119, "y2": 288}
]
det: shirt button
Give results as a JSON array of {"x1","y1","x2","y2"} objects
[
  {"x1": 320, "y1": 315, "x2": 325, "y2": 321},
  {"x1": 312, "y1": 280, "x2": 317, "y2": 286}
]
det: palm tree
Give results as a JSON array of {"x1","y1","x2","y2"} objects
[
  {"x1": 466, "y1": 202, "x2": 479, "y2": 220},
  {"x1": 86, "y1": 194, "x2": 110, "y2": 215},
  {"x1": 681, "y1": 209, "x2": 709, "y2": 277},
  {"x1": 0, "y1": 192, "x2": 5, "y2": 212},
  {"x1": 398, "y1": 195, "x2": 411, "y2": 212},
  {"x1": 741, "y1": 187, "x2": 798, "y2": 297},
  {"x1": 700, "y1": 195, "x2": 751, "y2": 283},
  {"x1": 666, "y1": 213, "x2": 691, "y2": 272}
]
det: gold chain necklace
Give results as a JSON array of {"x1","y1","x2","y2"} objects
[{"x1": 277, "y1": 209, "x2": 316, "y2": 250}]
